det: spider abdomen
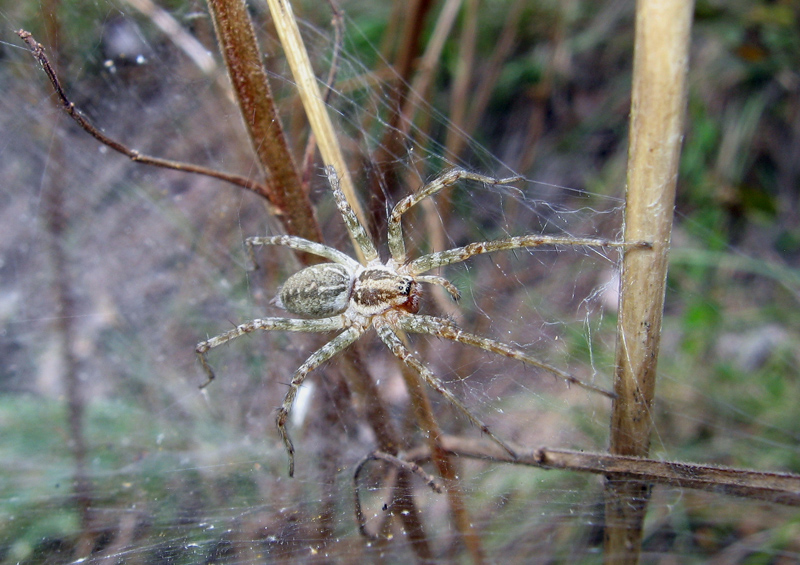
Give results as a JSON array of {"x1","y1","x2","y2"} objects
[{"x1": 275, "y1": 263, "x2": 352, "y2": 317}]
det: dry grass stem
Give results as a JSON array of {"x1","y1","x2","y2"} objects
[
  {"x1": 443, "y1": 0, "x2": 478, "y2": 161},
  {"x1": 605, "y1": 0, "x2": 695, "y2": 561},
  {"x1": 437, "y1": 437, "x2": 800, "y2": 507},
  {"x1": 264, "y1": 0, "x2": 367, "y2": 260}
]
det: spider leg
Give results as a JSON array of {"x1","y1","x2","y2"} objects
[
  {"x1": 408, "y1": 234, "x2": 651, "y2": 275},
  {"x1": 375, "y1": 321, "x2": 517, "y2": 459},
  {"x1": 387, "y1": 168, "x2": 523, "y2": 263},
  {"x1": 324, "y1": 166, "x2": 379, "y2": 263},
  {"x1": 415, "y1": 275, "x2": 461, "y2": 301},
  {"x1": 246, "y1": 235, "x2": 360, "y2": 270},
  {"x1": 195, "y1": 316, "x2": 346, "y2": 388},
  {"x1": 397, "y1": 315, "x2": 614, "y2": 398},
  {"x1": 276, "y1": 325, "x2": 365, "y2": 477}
]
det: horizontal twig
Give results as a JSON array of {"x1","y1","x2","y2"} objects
[{"x1": 432, "y1": 435, "x2": 800, "y2": 507}]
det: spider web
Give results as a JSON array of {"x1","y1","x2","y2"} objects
[{"x1": 1, "y1": 1, "x2": 799, "y2": 562}]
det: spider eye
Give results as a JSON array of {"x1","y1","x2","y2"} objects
[{"x1": 399, "y1": 277, "x2": 415, "y2": 295}]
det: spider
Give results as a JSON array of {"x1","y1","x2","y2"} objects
[
  {"x1": 196, "y1": 165, "x2": 645, "y2": 477},
  {"x1": 16, "y1": 28, "x2": 645, "y2": 478}
]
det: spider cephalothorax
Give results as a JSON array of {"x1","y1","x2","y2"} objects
[
  {"x1": 352, "y1": 265, "x2": 421, "y2": 315},
  {"x1": 197, "y1": 166, "x2": 646, "y2": 476}
]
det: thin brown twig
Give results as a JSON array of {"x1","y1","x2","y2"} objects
[
  {"x1": 430, "y1": 436, "x2": 800, "y2": 507},
  {"x1": 16, "y1": 30, "x2": 272, "y2": 202}
]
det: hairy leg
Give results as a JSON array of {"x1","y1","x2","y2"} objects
[
  {"x1": 196, "y1": 316, "x2": 346, "y2": 388},
  {"x1": 276, "y1": 326, "x2": 364, "y2": 476},
  {"x1": 375, "y1": 321, "x2": 517, "y2": 459},
  {"x1": 397, "y1": 314, "x2": 614, "y2": 398}
]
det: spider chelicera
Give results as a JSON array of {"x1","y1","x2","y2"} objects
[{"x1": 196, "y1": 166, "x2": 644, "y2": 477}]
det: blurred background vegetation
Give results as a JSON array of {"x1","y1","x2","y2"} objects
[{"x1": 1, "y1": 0, "x2": 799, "y2": 562}]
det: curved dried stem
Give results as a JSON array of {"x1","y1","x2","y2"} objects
[
  {"x1": 353, "y1": 451, "x2": 443, "y2": 539},
  {"x1": 16, "y1": 30, "x2": 272, "y2": 201}
]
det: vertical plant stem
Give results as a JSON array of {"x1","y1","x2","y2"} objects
[
  {"x1": 206, "y1": 0, "x2": 321, "y2": 244},
  {"x1": 367, "y1": 0, "x2": 435, "y2": 235},
  {"x1": 604, "y1": 0, "x2": 694, "y2": 562},
  {"x1": 399, "y1": 362, "x2": 486, "y2": 564},
  {"x1": 443, "y1": 0, "x2": 478, "y2": 161},
  {"x1": 264, "y1": 0, "x2": 369, "y2": 262},
  {"x1": 40, "y1": 5, "x2": 95, "y2": 557}
]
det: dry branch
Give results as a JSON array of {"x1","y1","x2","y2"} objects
[
  {"x1": 434, "y1": 436, "x2": 800, "y2": 507},
  {"x1": 207, "y1": 0, "x2": 321, "y2": 243}
]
